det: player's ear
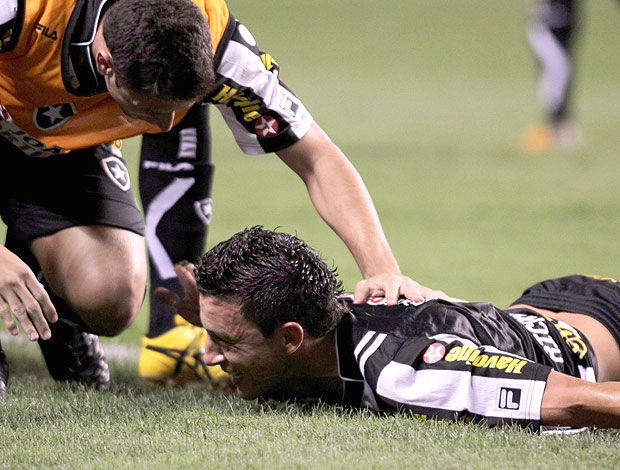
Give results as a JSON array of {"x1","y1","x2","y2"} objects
[
  {"x1": 278, "y1": 322, "x2": 304, "y2": 354},
  {"x1": 95, "y1": 49, "x2": 114, "y2": 77}
]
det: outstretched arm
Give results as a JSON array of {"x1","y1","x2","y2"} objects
[
  {"x1": 276, "y1": 122, "x2": 444, "y2": 304},
  {"x1": 541, "y1": 370, "x2": 620, "y2": 428}
]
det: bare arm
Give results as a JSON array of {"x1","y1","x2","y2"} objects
[
  {"x1": 276, "y1": 122, "x2": 446, "y2": 304},
  {"x1": 541, "y1": 370, "x2": 620, "y2": 428}
]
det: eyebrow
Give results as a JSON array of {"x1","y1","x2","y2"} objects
[{"x1": 206, "y1": 329, "x2": 233, "y2": 343}]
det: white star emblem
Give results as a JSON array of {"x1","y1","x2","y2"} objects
[
  {"x1": 42, "y1": 105, "x2": 65, "y2": 124},
  {"x1": 110, "y1": 163, "x2": 127, "y2": 182},
  {"x1": 101, "y1": 157, "x2": 131, "y2": 191},
  {"x1": 423, "y1": 343, "x2": 446, "y2": 364},
  {"x1": 255, "y1": 116, "x2": 278, "y2": 137}
]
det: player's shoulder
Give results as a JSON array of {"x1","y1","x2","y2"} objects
[{"x1": 0, "y1": 0, "x2": 24, "y2": 53}]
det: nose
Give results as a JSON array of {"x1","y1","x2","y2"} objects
[
  {"x1": 150, "y1": 112, "x2": 175, "y2": 132},
  {"x1": 203, "y1": 334, "x2": 225, "y2": 366}
]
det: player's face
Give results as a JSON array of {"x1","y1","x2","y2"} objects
[
  {"x1": 200, "y1": 295, "x2": 290, "y2": 399},
  {"x1": 105, "y1": 72, "x2": 195, "y2": 132}
]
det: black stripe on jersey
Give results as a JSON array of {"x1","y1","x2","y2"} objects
[
  {"x1": 335, "y1": 315, "x2": 365, "y2": 406},
  {"x1": 212, "y1": 13, "x2": 237, "y2": 71}
]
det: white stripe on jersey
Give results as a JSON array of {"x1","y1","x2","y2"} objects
[
  {"x1": 376, "y1": 362, "x2": 545, "y2": 422},
  {"x1": 578, "y1": 365, "x2": 596, "y2": 383},
  {"x1": 213, "y1": 28, "x2": 313, "y2": 154},
  {"x1": 357, "y1": 333, "x2": 387, "y2": 380},
  {"x1": 353, "y1": 331, "x2": 376, "y2": 358}
]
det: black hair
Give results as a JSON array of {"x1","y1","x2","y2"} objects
[
  {"x1": 103, "y1": 0, "x2": 215, "y2": 100},
  {"x1": 195, "y1": 227, "x2": 348, "y2": 337}
]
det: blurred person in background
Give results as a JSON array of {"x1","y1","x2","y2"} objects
[{"x1": 522, "y1": 0, "x2": 583, "y2": 152}]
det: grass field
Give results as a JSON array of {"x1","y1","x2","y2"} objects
[{"x1": 2, "y1": 0, "x2": 620, "y2": 468}]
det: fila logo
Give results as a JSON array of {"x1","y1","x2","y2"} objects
[
  {"x1": 279, "y1": 94, "x2": 298, "y2": 117},
  {"x1": 498, "y1": 387, "x2": 521, "y2": 410},
  {"x1": 35, "y1": 24, "x2": 57, "y2": 40}
]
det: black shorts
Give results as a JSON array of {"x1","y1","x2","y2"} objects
[
  {"x1": 511, "y1": 274, "x2": 620, "y2": 351},
  {"x1": 0, "y1": 137, "x2": 145, "y2": 242}
]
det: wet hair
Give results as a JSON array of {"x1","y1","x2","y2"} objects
[
  {"x1": 103, "y1": 0, "x2": 215, "y2": 100},
  {"x1": 195, "y1": 227, "x2": 348, "y2": 337}
]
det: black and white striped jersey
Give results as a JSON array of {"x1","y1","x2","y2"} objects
[
  {"x1": 335, "y1": 296, "x2": 597, "y2": 430},
  {"x1": 206, "y1": 15, "x2": 313, "y2": 154}
]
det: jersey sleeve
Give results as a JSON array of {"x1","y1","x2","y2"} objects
[
  {"x1": 205, "y1": 16, "x2": 313, "y2": 155},
  {"x1": 357, "y1": 332, "x2": 552, "y2": 430},
  {"x1": 0, "y1": 0, "x2": 22, "y2": 53}
]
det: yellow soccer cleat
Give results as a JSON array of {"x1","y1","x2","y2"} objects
[
  {"x1": 522, "y1": 121, "x2": 583, "y2": 154},
  {"x1": 138, "y1": 315, "x2": 230, "y2": 390},
  {"x1": 522, "y1": 123, "x2": 553, "y2": 153}
]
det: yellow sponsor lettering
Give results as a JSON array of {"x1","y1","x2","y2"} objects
[
  {"x1": 484, "y1": 355, "x2": 499, "y2": 368},
  {"x1": 468, "y1": 350, "x2": 480, "y2": 363},
  {"x1": 212, "y1": 85, "x2": 238, "y2": 103},
  {"x1": 212, "y1": 87, "x2": 265, "y2": 123},
  {"x1": 582, "y1": 274, "x2": 620, "y2": 284},
  {"x1": 444, "y1": 347, "x2": 526, "y2": 374},
  {"x1": 232, "y1": 96, "x2": 261, "y2": 108},
  {"x1": 496, "y1": 356, "x2": 513, "y2": 370},
  {"x1": 243, "y1": 111, "x2": 262, "y2": 122},
  {"x1": 558, "y1": 329, "x2": 572, "y2": 338},
  {"x1": 457, "y1": 347, "x2": 473, "y2": 361},
  {"x1": 260, "y1": 53, "x2": 275, "y2": 71},
  {"x1": 472, "y1": 354, "x2": 488, "y2": 366},
  {"x1": 566, "y1": 337, "x2": 587, "y2": 359},
  {"x1": 241, "y1": 104, "x2": 261, "y2": 114},
  {"x1": 456, "y1": 347, "x2": 480, "y2": 364},
  {"x1": 505, "y1": 359, "x2": 527, "y2": 374},
  {"x1": 554, "y1": 322, "x2": 588, "y2": 359},
  {"x1": 444, "y1": 347, "x2": 460, "y2": 362}
]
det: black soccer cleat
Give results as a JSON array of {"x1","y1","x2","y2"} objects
[
  {"x1": 0, "y1": 340, "x2": 8, "y2": 398},
  {"x1": 38, "y1": 319, "x2": 110, "y2": 390}
]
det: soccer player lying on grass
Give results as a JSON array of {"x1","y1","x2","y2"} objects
[{"x1": 158, "y1": 226, "x2": 620, "y2": 430}]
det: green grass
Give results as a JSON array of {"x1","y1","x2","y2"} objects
[{"x1": 3, "y1": 0, "x2": 620, "y2": 467}]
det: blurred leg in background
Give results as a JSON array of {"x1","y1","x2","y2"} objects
[
  {"x1": 138, "y1": 105, "x2": 227, "y2": 387},
  {"x1": 522, "y1": 0, "x2": 583, "y2": 152}
]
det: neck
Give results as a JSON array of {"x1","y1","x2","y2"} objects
[
  {"x1": 301, "y1": 329, "x2": 339, "y2": 377},
  {"x1": 280, "y1": 330, "x2": 342, "y2": 401}
]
